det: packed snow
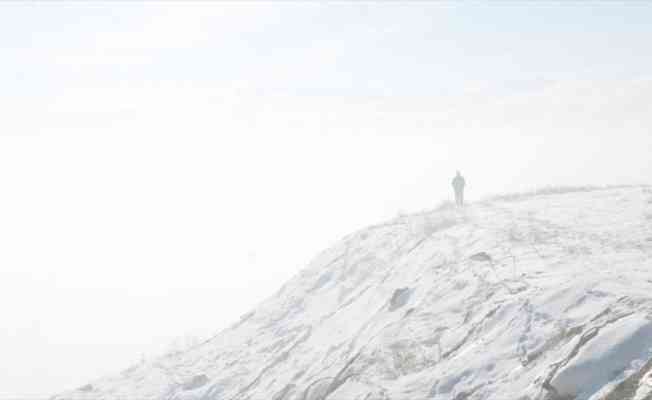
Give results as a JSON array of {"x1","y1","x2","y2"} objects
[{"x1": 54, "y1": 186, "x2": 652, "y2": 400}]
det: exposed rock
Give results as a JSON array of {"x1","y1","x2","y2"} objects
[
  {"x1": 388, "y1": 288, "x2": 412, "y2": 311},
  {"x1": 602, "y1": 356, "x2": 652, "y2": 400},
  {"x1": 469, "y1": 252, "x2": 492, "y2": 262},
  {"x1": 182, "y1": 374, "x2": 209, "y2": 391},
  {"x1": 549, "y1": 315, "x2": 652, "y2": 398},
  {"x1": 77, "y1": 384, "x2": 93, "y2": 392}
]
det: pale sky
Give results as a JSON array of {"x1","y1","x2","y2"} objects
[{"x1": 1, "y1": 2, "x2": 652, "y2": 397}]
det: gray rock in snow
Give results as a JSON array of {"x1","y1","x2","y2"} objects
[
  {"x1": 469, "y1": 252, "x2": 492, "y2": 262},
  {"x1": 77, "y1": 384, "x2": 93, "y2": 392},
  {"x1": 182, "y1": 374, "x2": 209, "y2": 391},
  {"x1": 389, "y1": 288, "x2": 412, "y2": 311}
]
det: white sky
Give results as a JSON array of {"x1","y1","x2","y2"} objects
[{"x1": 1, "y1": 2, "x2": 652, "y2": 397}]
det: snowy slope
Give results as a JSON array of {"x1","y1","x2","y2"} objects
[{"x1": 54, "y1": 186, "x2": 652, "y2": 400}]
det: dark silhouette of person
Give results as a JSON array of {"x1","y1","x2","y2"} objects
[{"x1": 452, "y1": 171, "x2": 466, "y2": 206}]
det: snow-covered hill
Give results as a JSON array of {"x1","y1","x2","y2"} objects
[{"x1": 54, "y1": 186, "x2": 652, "y2": 400}]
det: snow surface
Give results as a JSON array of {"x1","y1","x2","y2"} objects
[{"x1": 54, "y1": 186, "x2": 652, "y2": 400}]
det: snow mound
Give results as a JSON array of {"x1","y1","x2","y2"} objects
[{"x1": 54, "y1": 186, "x2": 652, "y2": 400}]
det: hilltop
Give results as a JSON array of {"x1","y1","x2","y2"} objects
[{"x1": 55, "y1": 186, "x2": 652, "y2": 400}]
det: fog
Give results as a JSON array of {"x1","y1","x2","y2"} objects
[{"x1": 1, "y1": 2, "x2": 651, "y2": 397}]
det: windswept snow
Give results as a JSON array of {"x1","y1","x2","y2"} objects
[{"x1": 54, "y1": 186, "x2": 652, "y2": 400}]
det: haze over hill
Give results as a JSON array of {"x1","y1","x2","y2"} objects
[
  {"x1": 55, "y1": 186, "x2": 652, "y2": 400},
  {"x1": 3, "y1": 3, "x2": 652, "y2": 397}
]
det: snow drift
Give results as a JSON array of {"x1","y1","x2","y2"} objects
[{"x1": 54, "y1": 186, "x2": 652, "y2": 400}]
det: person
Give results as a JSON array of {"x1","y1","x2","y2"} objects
[{"x1": 452, "y1": 171, "x2": 466, "y2": 206}]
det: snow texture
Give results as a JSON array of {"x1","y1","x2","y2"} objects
[{"x1": 54, "y1": 186, "x2": 652, "y2": 400}]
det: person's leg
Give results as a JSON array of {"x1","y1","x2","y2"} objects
[
  {"x1": 460, "y1": 190, "x2": 464, "y2": 206},
  {"x1": 454, "y1": 189, "x2": 461, "y2": 206}
]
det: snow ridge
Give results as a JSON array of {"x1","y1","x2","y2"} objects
[{"x1": 55, "y1": 186, "x2": 652, "y2": 400}]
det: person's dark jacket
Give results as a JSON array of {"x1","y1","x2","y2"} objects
[{"x1": 452, "y1": 175, "x2": 465, "y2": 191}]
